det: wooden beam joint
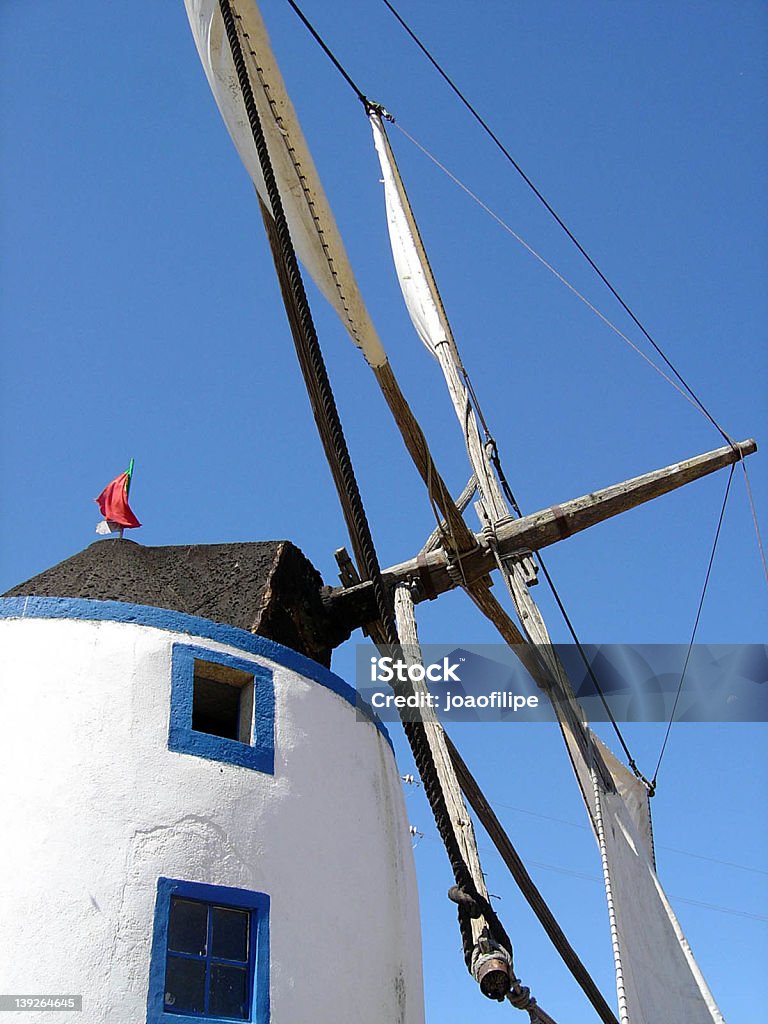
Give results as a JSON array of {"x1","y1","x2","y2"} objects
[{"x1": 323, "y1": 438, "x2": 757, "y2": 637}]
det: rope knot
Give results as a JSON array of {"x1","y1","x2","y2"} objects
[
  {"x1": 445, "y1": 557, "x2": 466, "y2": 588},
  {"x1": 508, "y1": 981, "x2": 532, "y2": 1009},
  {"x1": 364, "y1": 98, "x2": 394, "y2": 121},
  {"x1": 447, "y1": 884, "x2": 482, "y2": 918}
]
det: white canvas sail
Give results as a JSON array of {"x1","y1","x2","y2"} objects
[
  {"x1": 591, "y1": 738, "x2": 725, "y2": 1024},
  {"x1": 183, "y1": 0, "x2": 387, "y2": 368},
  {"x1": 370, "y1": 110, "x2": 725, "y2": 1024},
  {"x1": 369, "y1": 114, "x2": 461, "y2": 366}
]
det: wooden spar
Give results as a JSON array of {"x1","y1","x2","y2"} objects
[
  {"x1": 393, "y1": 585, "x2": 500, "y2": 985},
  {"x1": 495, "y1": 437, "x2": 756, "y2": 552},
  {"x1": 327, "y1": 438, "x2": 757, "y2": 627},
  {"x1": 373, "y1": 361, "x2": 479, "y2": 557}
]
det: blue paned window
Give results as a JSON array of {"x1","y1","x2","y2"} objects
[
  {"x1": 147, "y1": 878, "x2": 269, "y2": 1024},
  {"x1": 169, "y1": 645, "x2": 274, "y2": 773}
]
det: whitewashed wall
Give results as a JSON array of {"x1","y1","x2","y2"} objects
[{"x1": 0, "y1": 602, "x2": 424, "y2": 1023}]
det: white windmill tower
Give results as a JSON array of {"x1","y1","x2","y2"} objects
[{"x1": 0, "y1": 539, "x2": 424, "y2": 1022}]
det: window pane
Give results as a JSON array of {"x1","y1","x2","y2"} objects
[
  {"x1": 209, "y1": 963, "x2": 249, "y2": 1019},
  {"x1": 164, "y1": 955, "x2": 206, "y2": 1014},
  {"x1": 211, "y1": 906, "x2": 249, "y2": 962},
  {"x1": 168, "y1": 897, "x2": 208, "y2": 955}
]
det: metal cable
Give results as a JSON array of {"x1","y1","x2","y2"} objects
[
  {"x1": 536, "y1": 551, "x2": 650, "y2": 786},
  {"x1": 485, "y1": 429, "x2": 648, "y2": 783},
  {"x1": 651, "y1": 463, "x2": 735, "y2": 785},
  {"x1": 284, "y1": 0, "x2": 369, "y2": 106}
]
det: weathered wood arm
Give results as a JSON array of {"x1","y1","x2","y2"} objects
[{"x1": 326, "y1": 438, "x2": 756, "y2": 632}]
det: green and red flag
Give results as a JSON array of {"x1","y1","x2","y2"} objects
[{"x1": 95, "y1": 459, "x2": 141, "y2": 534}]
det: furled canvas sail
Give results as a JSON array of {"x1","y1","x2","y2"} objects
[
  {"x1": 369, "y1": 112, "x2": 513, "y2": 533},
  {"x1": 184, "y1": 0, "x2": 387, "y2": 368},
  {"x1": 369, "y1": 114, "x2": 461, "y2": 366},
  {"x1": 370, "y1": 110, "x2": 725, "y2": 1024}
]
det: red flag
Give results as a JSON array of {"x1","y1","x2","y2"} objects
[{"x1": 95, "y1": 472, "x2": 141, "y2": 529}]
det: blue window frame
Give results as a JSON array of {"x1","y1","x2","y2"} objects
[
  {"x1": 147, "y1": 878, "x2": 270, "y2": 1024},
  {"x1": 169, "y1": 645, "x2": 274, "y2": 773}
]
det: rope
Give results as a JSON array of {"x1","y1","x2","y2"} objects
[
  {"x1": 420, "y1": 475, "x2": 476, "y2": 554},
  {"x1": 219, "y1": 0, "x2": 518, "y2": 992},
  {"x1": 651, "y1": 464, "x2": 736, "y2": 786},
  {"x1": 379, "y1": 0, "x2": 733, "y2": 446},
  {"x1": 537, "y1": 551, "x2": 650, "y2": 786},
  {"x1": 528, "y1": 1007, "x2": 560, "y2": 1024}
]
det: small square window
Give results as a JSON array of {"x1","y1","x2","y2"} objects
[
  {"x1": 192, "y1": 661, "x2": 255, "y2": 744},
  {"x1": 169, "y1": 646, "x2": 274, "y2": 774},
  {"x1": 147, "y1": 878, "x2": 270, "y2": 1024}
]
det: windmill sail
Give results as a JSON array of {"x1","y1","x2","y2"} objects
[
  {"x1": 369, "y1": 110, "x2": 726, "y2": 1024},
  {"x1": 184, "y1": 0, "x2": 387, "y2": 368},
  {"x1": 593, "y1": 738, "x2": 724, "y2": 1023}
]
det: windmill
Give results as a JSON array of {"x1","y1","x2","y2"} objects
[
  {"x1": 181, "y1": 2, "x2": 759, "y2": 1021},
  {"x1": 0, "y1": 3, "x2": 762, "y2": 1023}
]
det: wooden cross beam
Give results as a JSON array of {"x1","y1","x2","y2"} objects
[{"x1": 327, "y1": 438, "x2": 756, "y2": 632}]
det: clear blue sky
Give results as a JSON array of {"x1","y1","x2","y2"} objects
[{"x1": 1, "y1": 2, "x2": 766, "y2": 1021}]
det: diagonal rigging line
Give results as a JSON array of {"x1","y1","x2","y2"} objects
[
  {"x1": 415, "y1": 834, "x2": 768, "y2": 923},
  {"x1": 740, "y1": 459, "x2": 768, "y2": 588},
  {"x1": 492, "y1": 532, "x2": 647, "y2": 784},
  {"x1": 284, "y1": 0, "x2": 704, "y2": 421},
  {"x1": 487, "y1": 432, "x2": 647, "y2": 781},
  {"x1": 379, "y1": 0, "x2": 732, "y2": 446},
  {"x1": 538, "y1": 550, "x2": 649, "y2": 785},
  {"x1": 391, "y1": 122, "x2": 708, "y2": 418},
  {"x1": 284, "y1": 0, "x2": 369, "y2": 105},
  {"x1": 476, "y1": 798, "x2": 768, "y2": 875},
  {"x1": 651, "y1": 464, "x2": 736, "y2": 786}
]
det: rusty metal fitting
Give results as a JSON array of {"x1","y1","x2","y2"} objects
[{"x1": 475, "y1": 952, "x2": 512, "y2": 1001}]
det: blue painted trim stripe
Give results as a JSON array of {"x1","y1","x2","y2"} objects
[{"x1": 0, "y1": 596, "x2": 391, "y2": 750}]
